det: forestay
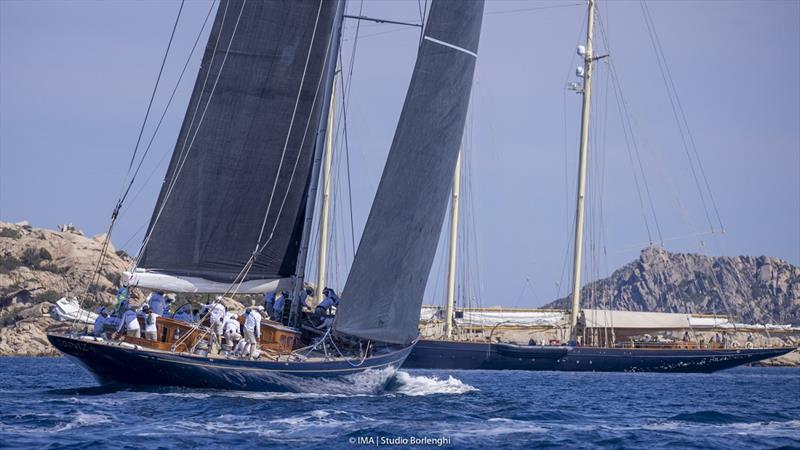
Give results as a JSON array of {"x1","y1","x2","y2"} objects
[
  {"x1": 334, "y1": 0, "x2": 485, "y2": 345},
  {"x1": 137, "y1": 0, "x2": 337, "y2": 287}
]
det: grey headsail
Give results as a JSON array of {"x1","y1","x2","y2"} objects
[
  {"x1": 136, "y1": 0, "x2": 338, "y2": 288},
  {"x1": 333, "y1": 0, "x2": 485, "y2": 345}
]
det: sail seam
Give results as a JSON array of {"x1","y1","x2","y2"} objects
[{"x1": 423, "y1": 36, "x2": 477, "y2": 58}]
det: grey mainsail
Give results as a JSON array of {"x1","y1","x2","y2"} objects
[
  {"x1": 137, "y1": 0, "x2": 338, "y2": 286},
  {"x1": 333, "y1": 0, "x2": 485, "y2": 345}
]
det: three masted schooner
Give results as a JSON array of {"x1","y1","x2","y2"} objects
[{"x1": 403, "y1": 0, "x2": 795, "y2": 373}]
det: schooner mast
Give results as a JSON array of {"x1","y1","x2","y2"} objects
[
  {"x1": 315, "y1": 74, "x2": 338, "y2": 305},
  {"x1": 568, "y1": 0, "x2": 597, "y2": 342},
  {"x1": 444, "y1": 151, "x2": 462, "y2": 339},
  {"x1": 289, "y1": 1, "x2": 346, "y2": 327}
]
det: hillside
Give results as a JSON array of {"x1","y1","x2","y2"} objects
[
  {"x1": 545, "y1": 247, "x2": 800, "y2": 325},
  {"x1": 0, "y1": 221, "x2": 134, "y2": 355}
]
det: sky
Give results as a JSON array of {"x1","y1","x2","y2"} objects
[{"x1": 1, "y1": 0, "x2": 798, "y2": 308}]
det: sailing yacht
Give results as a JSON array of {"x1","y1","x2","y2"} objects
[
  {"x1": 48, "y1": 0, "x2": 485, "y2": 391},
  {"x1": 404, "y1": 0, "x2": 795, "y2": 373}
]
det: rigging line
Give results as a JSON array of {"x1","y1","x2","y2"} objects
[
  {"x1": 419, "y1": 0, "x2": 428, "y2": 46},
  {"x1": 121, "y1": 0, "x2": 185, "y2": 184},
  {"x1": 343, "y1": 0, "x2": 363, "y2": 103},
  {"x1": 596, "y1": 37, "x2": 612, "y2": 274},
  {"x1": 484, "y1": 3, "x2": 584, "y2": 16},
  {"x1": 638, "y1": 0, "x2": 716, "y2": 234},
  {"x1": 76, "y1": 0, "x2": 188, "y2": 319},
  {"x1": 133, "y1": 0, "x2": 246, "y2": 268},
  {"x1": 599, "y1": 14, "x2": 701, "y2": 248},
  {"x1": 337, "y1": 66, "x2": 357, "y2": 257},
  {"x1": 641, "y1": 0, "x2": 724, "y2": 232},
  {"x1": 231, "y1": 0, "x2": 336, "y2": 296},
  {"x1": 119, "y1": 220, "x2": 149, "y2": 251},
  {"x1": 606, "y1": 57, "x2": 653, "y2": 243},
  {"x1": 118, "y1": 0, "x2": 217, "y2": 211},
  {"x1": 254, "y1": 0, "x2": 326, "y2": 249},
  {"x1": 596, "y1": 10, "x2": 663, "y2": 245},
  {"x1": 131, "y1": 0, "x2": 232, "y2": 267},
  {"x1": 257, "y1": 13, "x2": 334, "y2": 264},
  {"x1": 339, "y1": 0, "x2": 362, "y2": 258},
  {"x1": 339, "y1": 0, "x2": 362, "y2": 259},
  {"x1": 597, "y1": 14, "x2": 664, "y2": 245},
  {"x1": 158, "y1": 0, "x2": 231, "y2": 202}
]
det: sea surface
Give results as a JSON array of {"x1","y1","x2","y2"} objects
[{"x1": 0, "y1": 357, "x2": 798, "y2": 449}]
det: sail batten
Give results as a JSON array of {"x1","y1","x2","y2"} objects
[
  {"x1": 138, "y1": 0, "x2": 338, "y2": 287},
  {"x1": 333, "y1": 0, "x2": 485, "y2": 345}
]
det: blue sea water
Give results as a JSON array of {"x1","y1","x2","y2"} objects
[{"x1": 0, "y1": 357, "x2": 798, "y2": 449}]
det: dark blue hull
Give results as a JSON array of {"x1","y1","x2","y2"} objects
[
  {"x1": 403, "y1": 339, "x2": 568, "y2": 370},
  {"x1": 559, "y1": 346, "x2": 795, "y2": 373},
  {"x1": 403, "y1": 339, "x2": 795, "y2": 373},
  {"x1": 47, "y1": 333, "x2": 413, "y2": 392}
]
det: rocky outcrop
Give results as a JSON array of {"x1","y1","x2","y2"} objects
[
  {"x1": 546, "y1": 247, "x2": 800, "y2": 326},
  {"x1": 0, "y1": 303, "x2": 61, "y2": 356},
  {"x1": 0, "y1": 221, "x2": 135, "y2": 355}
]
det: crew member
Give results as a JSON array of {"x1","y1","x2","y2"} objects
[
  {"x1": 148, "y1": 292, "x2": 167, "y2": 317},
  {"x1": 163, "y1": 294, "x2": 175, "y2": 316},
  {"x1": 172, "y1": 304, "x2": 193, "y2": 323},
  {"x1": 222, "y1": 313, "x2": 241, "y2": 353},
  {"x1": 116, "y1": 307, "x2": 141, "y2": 338},
  {"x1": 263, "y1": 291, "x2": 276, "y2": 319},
  {"x1": 243, "y1": 307, "x2": 262, "y2": 359},
  {"x1": 93, "y1": 306, "x2": 109, "y2": 337},
  {"x1": 315, "y1": 288, "x2": 339, "y2": 316},
  {"x1": 272, "y1": 291, "x2": 287, "y2": 322},
  {"x1": 299, "y1": 287, "x2": 313, "y2": 310},
  {"x1": 204, "y1": 300, "x2": 226, "y2": 352},
  {"x1": 143, "y1": 304, "x2": 159, "y2": 341}
]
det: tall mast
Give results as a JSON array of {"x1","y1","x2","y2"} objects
[
  {"x1": 444, "y1": 151, "x2": 462, "y2": 339},
  {"x1": 568, "y1": 0, "x2": 597, "y2": 341},
  {"x1": 316, "y1": 74, "x2": 337, "y2": 305},
  {"x1": 289, "y1": 0, "x2": 346, "y2": 327}
]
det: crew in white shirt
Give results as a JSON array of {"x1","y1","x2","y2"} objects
[
  {"x1": 142, "y1": 305, "x2": 159, "y2": 341},
  {"x1": 242, "y1": 307, "x2": 262, "y2": 359},
  {"x1": 203, "y1": 301, "x2": 226, "y2": 353},
  {"x1": 222, "y1": 313, "x2": 241, "y2": 352}
]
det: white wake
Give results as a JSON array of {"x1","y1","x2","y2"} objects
[{"x1": 389, "y1": 371, "x2": 478, "y2": 396}]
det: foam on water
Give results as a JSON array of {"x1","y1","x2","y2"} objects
[
  {"x1": 388, "y1": 371, "x2": 478, "y2": 396},
  {"x1": 167, "y1": 409, "x2": 374, "y2": 439},
  {"x1": 53, "y1": 412, "x2": 113, "y2": 432}
]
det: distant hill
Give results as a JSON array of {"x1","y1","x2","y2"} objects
[{"x1": 545, "y1": 247, "x2": 800, "y2": 325}]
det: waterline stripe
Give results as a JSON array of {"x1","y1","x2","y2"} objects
[{"x1": 423, "y1": 36, "x2": 477, "y2": 58}]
